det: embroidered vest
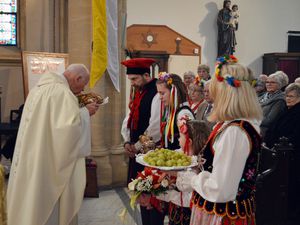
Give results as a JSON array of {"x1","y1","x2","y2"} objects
[
  {"x1": 191, "y1": 120, "x2": 261, "y2": 219},
  {"x1": 129, "y1": 79, "x2": 157, "y2": 143}
]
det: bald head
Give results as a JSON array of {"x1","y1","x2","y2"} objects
[{"x1": 63, "y1": 64, "x2": 90, "y2": 94}]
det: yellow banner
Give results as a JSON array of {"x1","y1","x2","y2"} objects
[{"x1": 90, "y1": 0, "x2": 108, "y2": 88}]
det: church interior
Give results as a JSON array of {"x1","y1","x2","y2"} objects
[{"x1": 1, "y1": 0, "x2": 300, "y2": 225}]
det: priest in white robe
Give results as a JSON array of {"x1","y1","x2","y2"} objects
[{"x1": 7, "y1": 64, "x2": 100, "y2": 225}]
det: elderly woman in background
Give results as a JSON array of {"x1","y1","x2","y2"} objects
[
  {"x1": 183, "y1": 71, "x2": 196, "y2": 102},
  {"x1": 189, "y1": 78, "x2": 205, "y2": 115},
  {"x1": 183, "y1": 71, "x2": 195, "y2": 88},
  {"x1": 265, "y1": 82, "x2": 300, "y2": 219},
  {"x1": 265, "y1": 83, "x2": 300, "y2": 149},
  {"x1": 195, "y1": 80, "x2": 216, "y2": 131},
  {"x1": 259, "y1": 72, "x2": 287, "y2": 137},
  {"x1": 197, "y1": 64, "x2": 211, "y2": 81}
]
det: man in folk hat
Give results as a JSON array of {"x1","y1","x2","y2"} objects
[{"x1": 121, "y1": 58, "x2": 164, "y2": 225}]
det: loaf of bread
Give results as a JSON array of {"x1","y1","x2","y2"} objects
[{"x1": 77, "y1": 92, "x2": 103, "y2": 107}]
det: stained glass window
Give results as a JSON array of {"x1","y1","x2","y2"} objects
[{"x1": 0, "y1": 0, "x2": 17, "y2": 46}]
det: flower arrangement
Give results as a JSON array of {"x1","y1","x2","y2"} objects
[{"x1": 128, "y1": 167, "x2": 175, "y2": 209}]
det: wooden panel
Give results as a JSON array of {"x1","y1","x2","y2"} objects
[
  {"x1": 263, "y1": 53, "x2": 300, "y2": 83},
  {"x1": 127, "y1": 24, "x2": 201, "y2": 58}
]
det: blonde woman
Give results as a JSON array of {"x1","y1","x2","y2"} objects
[{"x1": 177, "y1": 56, "x2": 263, "y2": 225}]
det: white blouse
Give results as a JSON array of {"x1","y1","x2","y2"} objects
[
  {"x1": 121, "y1": 93, "x2": 161, "y2": 150},
  {"x1": 177, "y1": 119, "x2": 261, "y2": 203}
]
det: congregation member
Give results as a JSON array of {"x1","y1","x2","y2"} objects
[
  {"x1": 195, "y1": 80, "x2": 215, "y2": 131},
  {"x1": 259, "y1": 72, "x2": 287, "y2": 137},
  {"x1": 183, "y1": 71, "x2": 195, "y2": 89},
  {"x1": 294, "y1": 77, "x2": 300, "y2": 84},
  {"x1": 264, "y1": 82, "x2": 300, "y2": 151},
  {"x1": 7, "y1": 64, "x2": 100, "y2": 225},
  {"x1": 264, "y1": 83, "x2": 300, "y2": 218},
  {"x1": 189, "y1": 77, "x2": 205, "y2": 115},
  {"x1": 176, "y1": 56, "x2": 262, "y2": 225},
  {"x1": 120, "y1": 58, "x2": 162, "y2": 225},
  {"x1": 197, "y1": 64, "x2": 211, "y2": 81},
  {"x1": 183, "y1": 71, "x2": 196, "y2": 103}
]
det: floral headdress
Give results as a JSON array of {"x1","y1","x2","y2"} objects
[
  {"x1": 178, "y1": 115, "x2": 192, "y2": 155},
  {"x1": 158, "y1": 72, "x2": 173, "y2": 86},
  {"x1": 215, "y1": 55, "x2": 240, "y2": 87},
  {"x1": 215, "y1": 55, "x2": 256, "y2": 87}
]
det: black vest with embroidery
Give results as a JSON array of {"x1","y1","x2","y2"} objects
[
  {"x1": 130, "y1": 79, "x2": 157, "y2": 143},
  {"x1": 191, "y1": 120, "x2": 261, "y2": 219}
]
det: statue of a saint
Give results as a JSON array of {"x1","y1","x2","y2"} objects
[{"x1": 217, "y1": 0, "x2": 237, "y2": 57}]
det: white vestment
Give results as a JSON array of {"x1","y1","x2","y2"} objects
[{"x1": 7, "y1": 72, "x2": 91, "y2": 225}]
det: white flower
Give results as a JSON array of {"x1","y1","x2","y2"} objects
[
  {"x1": 161, "y1": 179, "x2": 169, "y2": 188},
  {"x1": 146, "y1": 175, "x2": 153, "y2": 183},
  {"x1": 128, "y1": 179, "x2": 138, "y2": 191},
  {"x1": 136, "y1": 182, "x2": 144, "y2": 191}
]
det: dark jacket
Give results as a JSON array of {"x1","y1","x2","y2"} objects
[
  {"x1": 265, "y1": 102, "x2": 300, "y2": 151},
  {"x1": 260, "y1": 91, "x2": 287, "y2": 137}
]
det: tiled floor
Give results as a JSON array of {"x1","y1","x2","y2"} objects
[
  {"x1": 78, "y1": 188, "x2": 142, "y2": 225},
  {"x1": 78, "y1": 187, "x2": 168, "y2": 225}
]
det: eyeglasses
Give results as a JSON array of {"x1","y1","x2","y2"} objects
[{"x1": 286, "y1": 95, "x2": 298, "y2": 99}]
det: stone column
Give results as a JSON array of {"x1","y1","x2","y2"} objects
[
  {"x1": 90, "y1": 0, "x2": 128, "y2": 187},
  {"x1": 108, "y1": 0, "x2": 128, "y2": 186},
  {"x1": 68, "y1": 0, "x2": 128, "y2": 187},
  {"x1": 89, "y1": 74, "x2": 113, "y2": 186}
]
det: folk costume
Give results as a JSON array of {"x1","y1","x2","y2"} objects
[
  {"x1": 7, "y1": 72, "x2": 91, "y2": 225},
  {"x1": 177, "y1": 119, "x2": 261, "y2": 225},
  {"x1": 156, "y1": 72, "x2": 195, "y2": 225},
  {"x1": 121, "y1": 58, "x2": 162, "y2": 225},
  {"x1": 189, "y1": 76, "x2": 205, "y2": 115},
  {"x1": 121, "y1": 58, "x2": 161, "y2": 183}
]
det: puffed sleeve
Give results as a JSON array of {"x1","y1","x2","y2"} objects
[{"x1": 191, "y1": 125, "x2": 251, "y2": 202}]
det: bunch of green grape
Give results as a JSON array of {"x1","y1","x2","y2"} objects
[{"x1": 143, "y1": 148, "x2": 191, "y2": 167}]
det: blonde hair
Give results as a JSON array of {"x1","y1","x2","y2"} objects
[{"x1": 208, "y1": 63, "x2": 263, "y2": 122}]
